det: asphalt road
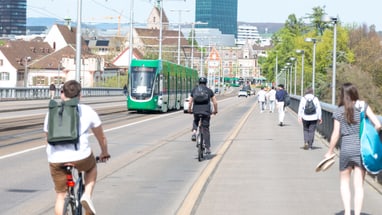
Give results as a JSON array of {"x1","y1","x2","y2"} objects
[{"x1": 0, "y1": 93, "x2": 253, "y2": 214}]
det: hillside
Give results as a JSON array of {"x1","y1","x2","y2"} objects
[{"x1": 27, "y1": 17, "x2": 283, "y2": 34}]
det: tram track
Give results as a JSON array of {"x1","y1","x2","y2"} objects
[
  {"x1": 0, "y1": 105, "x2": 149, "y2": 155},
  {"x1": 0, "y1": 93, "x2": 238, "y2": 157}
]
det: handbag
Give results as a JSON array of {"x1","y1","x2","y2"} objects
[{"x1": 360, "y1": 103, "x2": 382, "y2": 174}]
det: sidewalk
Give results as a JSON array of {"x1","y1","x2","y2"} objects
[{"x1": 194, "y1": 105, "x2": 382, "y2": 215}]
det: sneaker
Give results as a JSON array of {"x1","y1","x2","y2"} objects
[
  {"x1": 191, "y1": 134, "x2": 196, "y2": 141},
  {"x1": 303, "y1": 143, "x2": 309, "y2": 150},
  {"x1": 279, "y1": 122, "x2": 283, "y2": 126},
  {"x1": 81, "y1": 194, "x2": 96, "y2": 215},
  {"x1": 205, "y1": 148, "x2": 211, "y2": 154}
]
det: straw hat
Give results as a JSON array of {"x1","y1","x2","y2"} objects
[{"x1": 315, "y1": 154, "x2": 336, "y2": 172}]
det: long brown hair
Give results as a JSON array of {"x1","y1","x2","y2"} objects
[{"x1": 338, "y1": 83, "x2": 359, "y2": 124}]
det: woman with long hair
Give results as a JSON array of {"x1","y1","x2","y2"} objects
[{"x1": 325, "y1": 83, "x2": 381, "y2": 215}]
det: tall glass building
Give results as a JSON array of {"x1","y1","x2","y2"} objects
[
  {"x1": 0, "y1": 0, "x2": 27, "y2": 36},
  {"x1": 195, "y1": 0, "x2": 237, "y2": 38}
]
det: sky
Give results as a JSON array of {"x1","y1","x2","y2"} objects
[{"x1": 27, "y1": 0, "x2": 382, "y2": 31}]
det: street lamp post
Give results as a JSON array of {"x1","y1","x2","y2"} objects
[
  {"x1": 158, "y1": 0, "x2": 163, "y2": 60},
  {"x1": 296, "y1": 50, "x2": 305, "y2": 96},
  {"x1": 322, "y1": 15, "x2": 338, "y2": 105},
  {"x1": 128, "y1": 0, "x2": 134, "y2": 68},
  {"x1": 290, "y1": 57, "x2": 296, "y2": 95},
  {"x1": 170, "y1": 9, "x2": 190, "y2": 65},
  {"x1": 275, "y1": 53, "x2": 278, "y2": 86},
  {"x1": 305, "y1": 38, "x2": 318, "y2": 93},
  {"x1": 76, "y1": 0, "x2": 82, "y2": 82},
  {"x1": 190, "y1": 21, "x2": 208, "y2": 69},
  {"x1": 24, "y1": 56, "x2": 31, "y2": 87},
  {"x1": 285, "y1": 64, "x2": 290, "y2": 92}
]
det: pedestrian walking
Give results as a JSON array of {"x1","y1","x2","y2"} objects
[
  {"x1": 123, "y1": 84, "x2": 127, "y2": 96},
  {"x1": 275, "y1": 84, "x2": 287, "y2": 126},
  {"x1": 257, "y1": 86, "x2": 267, "y2": 113},
  {"x1": 267, "y1": 86, "x2": 276, "y2": 113},
  {"x1": 49, "y1": 82, "x2": 56, "y2": 99},
  {"x1": 325, "y1": 83, "x2": 381, "y2": 215},
  {"x1": 297, "y1": 87, "x2": 322, "y2": 149}
]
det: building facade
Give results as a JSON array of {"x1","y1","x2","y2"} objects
[
  {"x1": 236, "y1": 25, "x2": 262, "y2": 46},
  {"x1": 0, "y1": 0, "x2": 27, "y2": 36},
  {"x1": 195, "y1": 0, "x2": 237, "y2": 38}
]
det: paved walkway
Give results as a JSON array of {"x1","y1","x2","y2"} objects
[{"x1": 195, "y1": 104, "x2": 382, "y2": 215}]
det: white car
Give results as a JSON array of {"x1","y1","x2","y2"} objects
[
  {"x1": 238, "y1": 90, "x2": 248, "y2": 98},
  {"x1": 183, "y1": 96, "x2": 191, "y2": 113}
]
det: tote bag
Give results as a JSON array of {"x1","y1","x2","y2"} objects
[{"x1": 360, "y1": 104, "x2": 382, "y2": 174}]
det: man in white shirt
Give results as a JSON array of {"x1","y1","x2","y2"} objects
[
  {"x1": 267, "y1": 86, "x2": 276, "y2": 113},
  {"x1": 44, "y1": 80, "x2": 110, "y2": 215},
  {"x1": 257, "y1": 86, "x2": 267, "y2": 113},
  {"x1": 297, "y1": 87, "x2": 322, "y2": 149}
]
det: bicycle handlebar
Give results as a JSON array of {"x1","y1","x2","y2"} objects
[{"x1": 96, "y1": 155, "x2": 110, "y2": 163}]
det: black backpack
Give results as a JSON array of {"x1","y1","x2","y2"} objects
[
  {"x1": 47, "y1": 98, "x2": 80, "y2": 150},
  {"x1": 193, "y1": 86, "x2": 209, "y2": 104},
  {"x1": 304, "y1": 97, "x2": 316, "y2": 115}
]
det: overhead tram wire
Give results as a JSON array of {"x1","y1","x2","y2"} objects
[{"x1": 27, "y1": 5, "x2": 66, "y2": 21}]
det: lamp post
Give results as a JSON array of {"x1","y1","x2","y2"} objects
[
  {"x1": 170, "y1": 9, "x2": 190, "y2": 65},
  {"x1": 322, "y1": 15, "x2": 338, "y2": 105},
  {"x1": 296, "y1": 50, "x2": 305, "y2": 96},
  {"x1": 290, "y1": 57, "x2": 296, "y2": 95},
  {"x1": 128, "y1": 0, "x2": 134, "y2": 68},
  {"x1": 275, "y1": 53, "x2": 278, "y2": 86},
  {"x1": 24, "y1": 56, "x2": 31, "y2": 87},
  {"x1": 305, "y1": 38, "x2": 318, "y2": 93},
  {"x1": 75, "y1": 0, "x2": 82, "y2": 82},
  {"x1": 158, "y1": 0, "x2": 163, "y2": 60},
  {"x1": 190, "y1": 21, "x2": 208, "y2": 69},
  {"x1": 285, "y1": 64, "x2": 290, "y2": 93}
]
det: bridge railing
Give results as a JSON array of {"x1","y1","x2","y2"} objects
[{"x1": 0, "y1": 87, "x2": 124, "y2": 101}]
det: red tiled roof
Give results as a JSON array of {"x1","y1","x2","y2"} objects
[
  {"x1": 0, "y1": 40, "x2": 53, "y2": 69},
  {"x1": 135, "y1": 28, "x2": 189, "y2": 47}
]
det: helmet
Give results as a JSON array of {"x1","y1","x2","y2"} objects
[{"x1": 199, "y1": 77, "x2": 207, "y2": 84}]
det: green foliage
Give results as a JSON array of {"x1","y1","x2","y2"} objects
[
  {"x1": 97, "y1": 74, "x2": 128, "y2": 88},
  {"x1": 260, "y1": 5, "x2": 382, "y2": 111}
]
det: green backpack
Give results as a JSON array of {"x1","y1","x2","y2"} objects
[{"x1": 47, "y1": 98, "x2": 80, "y2": 150}]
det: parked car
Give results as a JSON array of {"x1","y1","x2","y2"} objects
[
  {"x1": 183, "y1": 95, "x2": 191, "y2": 113},
  {"x1": 238, "y1": 90, "x2": 248, "y2": 98}
]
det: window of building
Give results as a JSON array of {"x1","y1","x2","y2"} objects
[
  {"x1": 0, "y1": 72, "x2": 10, "y2": 80},
  {"x1": 0, "y1": 59, "x2": 3, "y2": 66},
  {"x1": 17, "y1": 72, "x2": 24, "y2": 81}
]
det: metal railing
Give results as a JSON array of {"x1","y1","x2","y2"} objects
[{"x1": 0, "y1": 87, "x2": 124, "y2": 101}]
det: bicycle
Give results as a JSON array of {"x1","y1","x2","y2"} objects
[
  {"x1": 195, "y1": 115, "x2": 206, "y2": 162},
  {"x1": 62, "y1": 164, "x2": 84, "y2": 215},
  {"x1": 62, "y1": 156, "x2": 107, "y2": 215}
]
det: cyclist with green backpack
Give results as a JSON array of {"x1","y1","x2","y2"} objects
[{"x1": 43, "y1": 80, "x2": 110, "y2": 215}]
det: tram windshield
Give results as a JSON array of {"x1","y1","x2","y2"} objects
[{"x1": 130, "y1": 66, "x2": 156, "y2": 99}]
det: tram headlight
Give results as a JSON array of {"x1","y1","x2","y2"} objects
[{"x1": 157, "y1": 96, "x2": 163, "y2": 106}]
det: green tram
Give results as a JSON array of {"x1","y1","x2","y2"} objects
[{"x1": 127, "y1": 59, "x2": 198, "y2": 112}]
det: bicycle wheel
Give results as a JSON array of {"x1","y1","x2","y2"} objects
[
  {"x1": 63, "y1": 196, "x2": 76, "y2": 215},
  {"x1": 197, "y1": 133, "x2": 204, "y2": 161}
]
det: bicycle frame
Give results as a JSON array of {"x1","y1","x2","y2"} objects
[
  {"x1": 196, "y1": 116, "x2": 205, "y2": 162},
  {"x1": 63, "y1": 165, "x2": 84, "y2": 215}
]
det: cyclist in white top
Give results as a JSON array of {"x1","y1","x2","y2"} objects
[{"x1": 44, "y1": 80, "x2": 110, "y2": 215}]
